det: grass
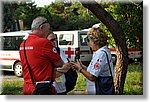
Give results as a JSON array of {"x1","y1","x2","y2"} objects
[
  {"x1": 1, "y1": 79, "x2": 23, "y2": 95},
  {"x1": 1, "y1": 63, "x2": 143, "y2": 95},
  {"x1": 123, "y1": 63, "x2": 143, "y2": 95},
  {"x1": 68, "y1": 73, "x2": 87, "y2": 95}
]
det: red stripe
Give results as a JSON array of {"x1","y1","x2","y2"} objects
[
  {"x1": 109, "y1": 48, "x2": 141, "y2": 51},
  {"x1": 128, "y1": 48, "x2": 141, "y2": 51},
  {"x1": 109, "y1": 48, "x2": 116, "y2": 51},
  {"x1": 0, "y1": 58, "x2": 19, "y2": 60}
]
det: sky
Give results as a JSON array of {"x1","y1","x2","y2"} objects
[{"x1": 32, "y1": 0, "x2": 55, "y2": 7}]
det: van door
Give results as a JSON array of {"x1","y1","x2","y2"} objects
[
  {"x1": 56, "y1": 31, "x2": 76, "y2": 61},
  {"x1": 78, "y1": 31, "x2": 92, "y2": 66}
]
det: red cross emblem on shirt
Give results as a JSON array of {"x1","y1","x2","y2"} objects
[
  {"x1": 94, "y1": 62, "x2": 100, "y2": 70},
  {"x1": 65, "y1": 47, "x2": 74, "y2": 58}
]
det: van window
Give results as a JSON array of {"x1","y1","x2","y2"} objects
[
  {"x1": 59, "y1": 34, "x2": 74, "y2": 45},
  {"x1": 80, "y1": 34, "x2": 88, "y2": 46},
  {"x1": 2, "y1": 36, "x2": 24, "y2": 50}
]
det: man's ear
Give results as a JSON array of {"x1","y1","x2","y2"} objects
[{"x1": 39, "y1": 25, "x2": 44, "y2": 29}]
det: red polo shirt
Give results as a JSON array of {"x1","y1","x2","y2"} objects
[{"x1": 19, "y1": 34, "x2": 61, "y2": 95}]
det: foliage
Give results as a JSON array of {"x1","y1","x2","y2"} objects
[
  {"x1": 118, "y1": 2, "x2": 143, "y2": 49},
  {"x1": 16, "y1": 2, "x2": 41, "y2": 30},
  {"x1": 2, "y1": 2, "x2": 20, "y2": 32},
  {"x1": 101, "y1": 1, "x2": 143, "y2": 48},
  {"x1": 2, "y1": 1, "x2": 99, "y2": 31},
  {"x1": 99, "y1": 23, "x2": 116, "y2": 47},
  {"x1": 2, "y1": 0, "x2": 143, "y2": 48},
  {"x1": 75, "y1": 0, "x2": 142, "y2": 48},
  {"x1": 47, "y1": 1, "x2": 99, "y2": 30}
]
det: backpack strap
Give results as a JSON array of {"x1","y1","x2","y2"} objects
[
  {"x1": 102, "y1": 50, "x2": 113, "y2": 77},
  {"x1": 23, "y1": 40, "x2": 35, "y2": 85}
]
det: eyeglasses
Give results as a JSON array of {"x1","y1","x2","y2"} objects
[
  {"x1": 39, "y1": 20, "x2": 49, "y2": 27},
  {"x1": 50, "y1": 38, "x2": 57, "y2": 42}
]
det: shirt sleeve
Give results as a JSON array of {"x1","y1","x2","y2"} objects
[
  {"x1": 42, "y1": 40, "x2": 61, "y2": 63},
  {"x1": 87, "y1": 51, "x2": 107, "y2": 77}
]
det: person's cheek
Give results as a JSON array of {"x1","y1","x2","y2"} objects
[
  {"x1": 50, "y1": 41, "x2": 54, "y2": 47},
  {"x1": 89, "y1": 43, "x2": 92, "y2": 49},
  {"x1": 54, "y1": 41, "x2": 57, "y2": 47}
]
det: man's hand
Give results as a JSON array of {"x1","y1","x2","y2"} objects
[{"x1": 56, "y1": 62, "x2": 71, "y2": 73}]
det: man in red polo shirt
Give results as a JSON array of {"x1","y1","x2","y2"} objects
[{"x1": 19, "y1": 16, "x2": 64, "y2": 95}]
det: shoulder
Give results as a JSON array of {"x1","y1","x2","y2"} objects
[
  {"x1": 94, "y1": 50, "x2": 106, "y2": 60},
  {"x1": 98, "y1": 46, "x2": 110, "y2": 56},
  {"x1": 20, "y1": 41, "x2": 24, "y2": 47},
  {"x1": 28, "y1": 34, "x2": 50, "y2": 45},
  {"x1": 38, "y1": 38, "x2": 49, "y2": 43},
  {"x1": 19, "y1": 41, "x2": 25, "y2": 51},
  {"x1": 37, "y1": 38, "x2": 52, "y2": 46}
]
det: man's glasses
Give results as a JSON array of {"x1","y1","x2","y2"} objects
[
  {"x1": 50, "y1": 38, "x2": 57, "y2": 42},
  {"x1": 39, "y1": 20, "x2": 49, "y2": 27}
]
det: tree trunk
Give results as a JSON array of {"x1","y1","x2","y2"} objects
[{"x1": 80, "y1": 0, "x2": 129, "y2": 94}]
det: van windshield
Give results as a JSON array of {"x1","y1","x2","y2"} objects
[
  {"x1": 80, "y1": 34, "x2": 88, "y2": 46},
  {"x1": 59, "y1": 34, "x2": 74, "y2": 45}
]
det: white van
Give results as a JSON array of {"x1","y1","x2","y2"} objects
[
  {"x1": 54, "y1": 30, "x2": 92, "y2": 66},
  {"x1": 0, "y1": 30, "x2": 92, "y2": 77},
  {"x1": 0, "y1": 30, "x2": 142, "y2": 77},
  {"x1": 0, "y1": 30, "x2": 30, "y2": 77}
]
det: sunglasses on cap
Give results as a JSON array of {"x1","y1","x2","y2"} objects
[
  {"x1": 39, "y1": 20, "x2": 49, "y2": 27},
  {"x1": 50, "y1": 38, "x2": 57, "y2": 42}
]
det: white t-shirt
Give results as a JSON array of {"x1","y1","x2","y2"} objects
[
  {"x1": 86, "y1": 46, "x2": 114, "y2": 95},
  {"x1": 53, "y1": 48, "x2": 68, "y2": 93}
]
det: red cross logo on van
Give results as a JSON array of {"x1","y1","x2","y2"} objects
[{"x1": 65, "y1": 47, "x2": 74, "y2": 58}]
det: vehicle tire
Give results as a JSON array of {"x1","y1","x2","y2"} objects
[
  {"x1": 14, "y1": 62, "x2": 23, "y2": 77},
  {"x1": 111, "y1": 55, "x2": 117, "y2": 65}
]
